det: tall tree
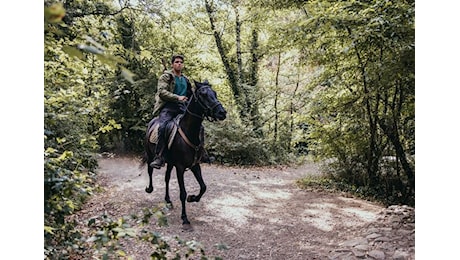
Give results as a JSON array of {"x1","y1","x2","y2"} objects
[{"x1": 203, "y1": 0, "x2": 263, "y2": 134}]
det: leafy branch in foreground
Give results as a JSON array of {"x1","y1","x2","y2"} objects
[
  {"x1": 45, "y1": 3, "x2": 136, "y2": 84},
  {"x1": 70, "y1": 205, "x2": 221, "y2": 259}
]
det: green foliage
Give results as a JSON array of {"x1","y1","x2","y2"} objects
[
  {"x1": 44, "y1": 2, "x2": 219, "y2": 258},
  {"x1": 296, "y1": 175, "x2": 338, "y2": 192},
  {"x1": 263, "y1": 0, "x2": 415, "y2": 205},
  {"x1": 297, "y1": 161, "x2": 414, "y2": 207},
  {"x1": 205, "y1": 120, "x2": 269, "y2": 165},
  {"x1": 81, "y1": 208, "x2": 167, "y2": 259},
  {"x1": 44, "y1": 144, "x2": 97, "y2": 258},
  {"x1": 83, "y1": 207, "x2": 217, "y2": 259},
  {"x1": 45, "y1": 205, "x2": 215, "y2": 259},
  {"x1": 44, "y1": 14, "x2": 102, "y2": 257},
  {"x1": 44, "y1": 2, "x2": 139, "y2": 258},
  {"x1": 96, "y1": 10, "x2": 169, "y2": 153}
]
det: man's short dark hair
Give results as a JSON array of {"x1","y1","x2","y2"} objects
[{"x1": 171, "y1": 54, "x2": 184, "y2": 64}]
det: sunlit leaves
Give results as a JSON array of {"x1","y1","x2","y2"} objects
[
  {"x1": 77, "y1": 44, "x2": 105, "y2": 55},
  {"x1": 57, "y1": 150, "x2": 73, "y2": 161},
  {"x1": 44, "y1": 226, "x2": 56, "y2": 235},
  {"x1": 44, "y1": 3, "x2": 66, "y2": 24},
  {"x1": 72, "y1": 36, "x2": 133, "y2": 83},
  {"x1": 140, "y1": 49, "x2": 153, "y2": 59},
  {"x1": 120, "y1": 67, "x2": 136, "y2": 83},
  {"x1": 98, "y1": 119, "x2": 122, "y2": 133},
  {"x1": 62, "y1": 46, "x2": 85, "y2": 60}
]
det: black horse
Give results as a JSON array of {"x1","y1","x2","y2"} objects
[{"x1": 142, "y1": 80, "x2": 227, "y2": 230}]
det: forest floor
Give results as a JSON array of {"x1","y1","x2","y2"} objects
[{"x1": 73, "y1": 154, "x2": 415, "y2": 260}]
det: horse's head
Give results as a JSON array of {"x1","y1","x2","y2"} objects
[{"x1": 193, "y1": 80, "x2": 227, "y2": 121}]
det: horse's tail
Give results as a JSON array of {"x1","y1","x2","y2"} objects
[
  {"x1": 139, "y1": 151, "x2": 148, "y2": 170},
  {"x1": 140, "y1": 117, "x2": 157, "y2": 170}
]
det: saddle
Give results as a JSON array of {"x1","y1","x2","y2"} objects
[{"x1": 148, "y1": 115, "x2": 183, "y2": 149}]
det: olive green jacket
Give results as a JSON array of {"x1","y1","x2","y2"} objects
[{"x1": 152, "y1": 70, "x2": 193, "y2": 117}]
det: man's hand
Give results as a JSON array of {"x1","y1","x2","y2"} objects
[{"x1": 178, "y1": 96, "x2": 188, "y2": 102}]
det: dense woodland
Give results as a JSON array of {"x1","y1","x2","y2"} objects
[{"x1": 44, "y1": 0, "x2": 414, "y2": 258}]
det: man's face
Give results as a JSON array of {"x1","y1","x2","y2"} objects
[{"x1": 172, "y1": 58, "x2": 184, "y2": 72}]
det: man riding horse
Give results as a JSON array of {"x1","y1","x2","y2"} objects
[{"x1": 150, "y1": 54, "x2": 210, "y2": 169}]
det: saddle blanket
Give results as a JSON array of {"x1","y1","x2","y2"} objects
[
  {"x1": 148, "y1": 122, "x2": 160, "y2": 144},
  {"x1": 148, "y1": 115, "x2": 181, "y2": 149}
]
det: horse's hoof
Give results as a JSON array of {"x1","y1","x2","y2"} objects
[
  {"x1": 187, "y1": 195, "x2": 199, "y2": 202},
  {"x1": 145, "y1": 186, "x2": 153, "y2": 193},
  {"x1": 166, "y1": 202, "x2": 173, "y2": 209},
  {"x1": 182, "y1": 223, "x2": 193, "y2": 231}
]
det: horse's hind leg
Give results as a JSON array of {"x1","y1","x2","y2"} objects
[
  {"x1": 164, "y1": 164, "x2": 173, "y2": 207},
  {"x1": 145, "y1": 163, "x2": 154, "y2": 193},
  {"x1": 187, "y1": 164, "x2": 206, "y2": 203},
  {"x1": 176, "y1": 166, "x2": 192, "y2": 228}
]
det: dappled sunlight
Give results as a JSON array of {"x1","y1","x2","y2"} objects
[
  {"x1": 337, "y1": 197, "x2": 381, "y2": 222},
  {"x1": 250, "y1": 186, "x2": 292, "y2": 200},
  {"x1": 302, "y1": 203, "x2": 336, "y2": 232},
  {"x1": 203, "y1": 168, "x2": 382, "y2": 236},
  {"x1": 301, "y1": 201, "x2": 379, "y2": 232},
  {"x1": 204, "y1": 180, "x2": 296, "y2": 231},
  {"x1": 205, "y1": 194, "x2": 255, "y2": 228},
  {"x1": 342, "y1": 207, "x2": 378, "y2": 222}
]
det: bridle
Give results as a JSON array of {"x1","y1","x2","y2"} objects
[
  {"x1": 177, "y1": 84, "x2": 222, "y2": 165},
  {"x1": 185, "y1": 85, "x2": 222, "y2": 122}
]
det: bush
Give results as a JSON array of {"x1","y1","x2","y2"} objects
[{"x1": 205, "y1": 121, "x2": 273, "y2": 166}]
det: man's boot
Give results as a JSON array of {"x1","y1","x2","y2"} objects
[{"x1": 150, "y1": 136, "x2": 165, "y2": 169}]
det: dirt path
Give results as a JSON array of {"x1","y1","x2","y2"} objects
[{"x1": 75, "y1": 155, "x2": 414, "y2": 259}]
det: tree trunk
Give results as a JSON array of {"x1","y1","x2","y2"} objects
[
  {"x1": 249, "y1": 28, "x2": 262, "y2": 136},
  {"x1": 289, "y1": 70, "x2": 301, "y2": 152},
  {"x1": 235, "y1": 4, "x2": 243, "y2": 87},
  {"x1": 348, "y1": 26, "x2": 380, "y2": 186},
  {"x1": 233, "y1": 3, "x2": 251, "y2": 123},
  {"x1": 205, "y1": 0, "x2": 263, "y2": 134},
  {"x1": 204, "y1": 0, "x2": 239, "y2": 99},
  {"x1": 377, "y1": 118, "x2": 414, "y2": 191},
  {"x1": 273, "y1": 53, "x2": 281, "y2": 146}
]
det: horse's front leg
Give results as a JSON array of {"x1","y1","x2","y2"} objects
[
  {"x1": 145, "y1": 163, "x2": 154, "y2": 193},
  {"x1": 176, "y1": 166, "x2": 192, "y2": 230},
  {"x1": 164, "y1": 164, "x2": 173, "y2": 207},
  {"x1": 187, "y1": 164, "x2": 206, "y2": 203}
]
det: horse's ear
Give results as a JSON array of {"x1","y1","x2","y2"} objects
[
  {"x1": 191, "y1": 79, "x2": 198, "y2": 89},
  {"x1": 203, "y1": 79, "x2": 209, "y2": 85},
  {"x1": 194, "y1": 81, "x2": 200, "y2": 89}
]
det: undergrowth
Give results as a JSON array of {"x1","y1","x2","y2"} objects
[{"x1": 296, "y1": 175, "x2": 401, "y2": 207}]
